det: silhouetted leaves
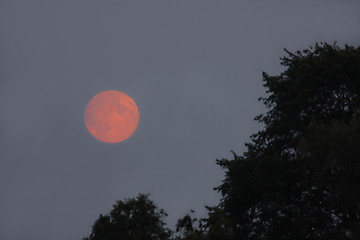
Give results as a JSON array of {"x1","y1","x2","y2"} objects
[
  {"x1": 83, "y1": 194, "x2": 171, "y2": 240},
  {"x1": 213, "y1": 43, "x2": 360, "y2": 239}
]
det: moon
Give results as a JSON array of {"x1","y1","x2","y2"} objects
[{"x1": 84, "y1": 90, "x2": 140, "y2": 143}]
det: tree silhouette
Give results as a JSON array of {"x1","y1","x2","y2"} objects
[
  {"x1": 83, "y1": 194, "x2": 171, "y2": 240},
  {"x1": 211, "y1": 43, "x2": 360, "y2": 239}
]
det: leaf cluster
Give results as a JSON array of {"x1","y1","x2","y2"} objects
[
  {"x1": 83, "y1": 194, "x2": 171, "y2": 240},
  {"x1": 214, "y1": 43, "x2": 360, "y2": 239}
]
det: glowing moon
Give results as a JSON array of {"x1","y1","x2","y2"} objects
[{"x1": 84, "y1": 90, "x2": 139, "y2": 143}]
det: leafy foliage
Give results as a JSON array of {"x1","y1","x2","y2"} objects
[
  {"x1": 83, "y1": 194, "x2": 171, "y2": 240},
  {"x1": 296, "y1": 119, "x2": 360, "y2": 239},
  {"x1": 213, "y1": 43, "x2": 360, "y2": 239},
  {"x1": 174, "y1": 211, "x2": 205, "y2": 240}
]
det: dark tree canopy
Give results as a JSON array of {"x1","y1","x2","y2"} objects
[
  {"x1": 174, "y1": 211, "x2": 204, "y2": 240},
  {"x1": 213, "y1": 43, "x2": 360, "y2": 239},
  {"x1": 83, "y1": 194, "x2": 170, "y2": 240}
]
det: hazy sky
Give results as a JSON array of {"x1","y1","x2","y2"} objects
[{"x1": 0, "y1": 1, "x2": 359, "y2": 240}]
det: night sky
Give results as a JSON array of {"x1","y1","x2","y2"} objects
[{"x1": 1, "y1": 1, "x2": 359, "y2": 240}]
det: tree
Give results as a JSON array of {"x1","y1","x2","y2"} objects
[
  {"x1": 297, "y1": 118, "x2": 360, "y2": 239},
  {"x1": 83, "y1": 194, "x2": 171, "y2": 240},
  {"x1": 174, "y1": 211, "x2": 205, "y2": 240},
  {"x1": 212, "y1": 43, "x2": 360, "y2": 239}
]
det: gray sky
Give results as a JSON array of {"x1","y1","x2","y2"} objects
[{"x1": 0, "y1": 1, "x2": 359, "y2": 239}]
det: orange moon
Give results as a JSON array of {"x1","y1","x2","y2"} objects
[{"x1": 84, "y1": 90, "x2": 139, "y2": 143}]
